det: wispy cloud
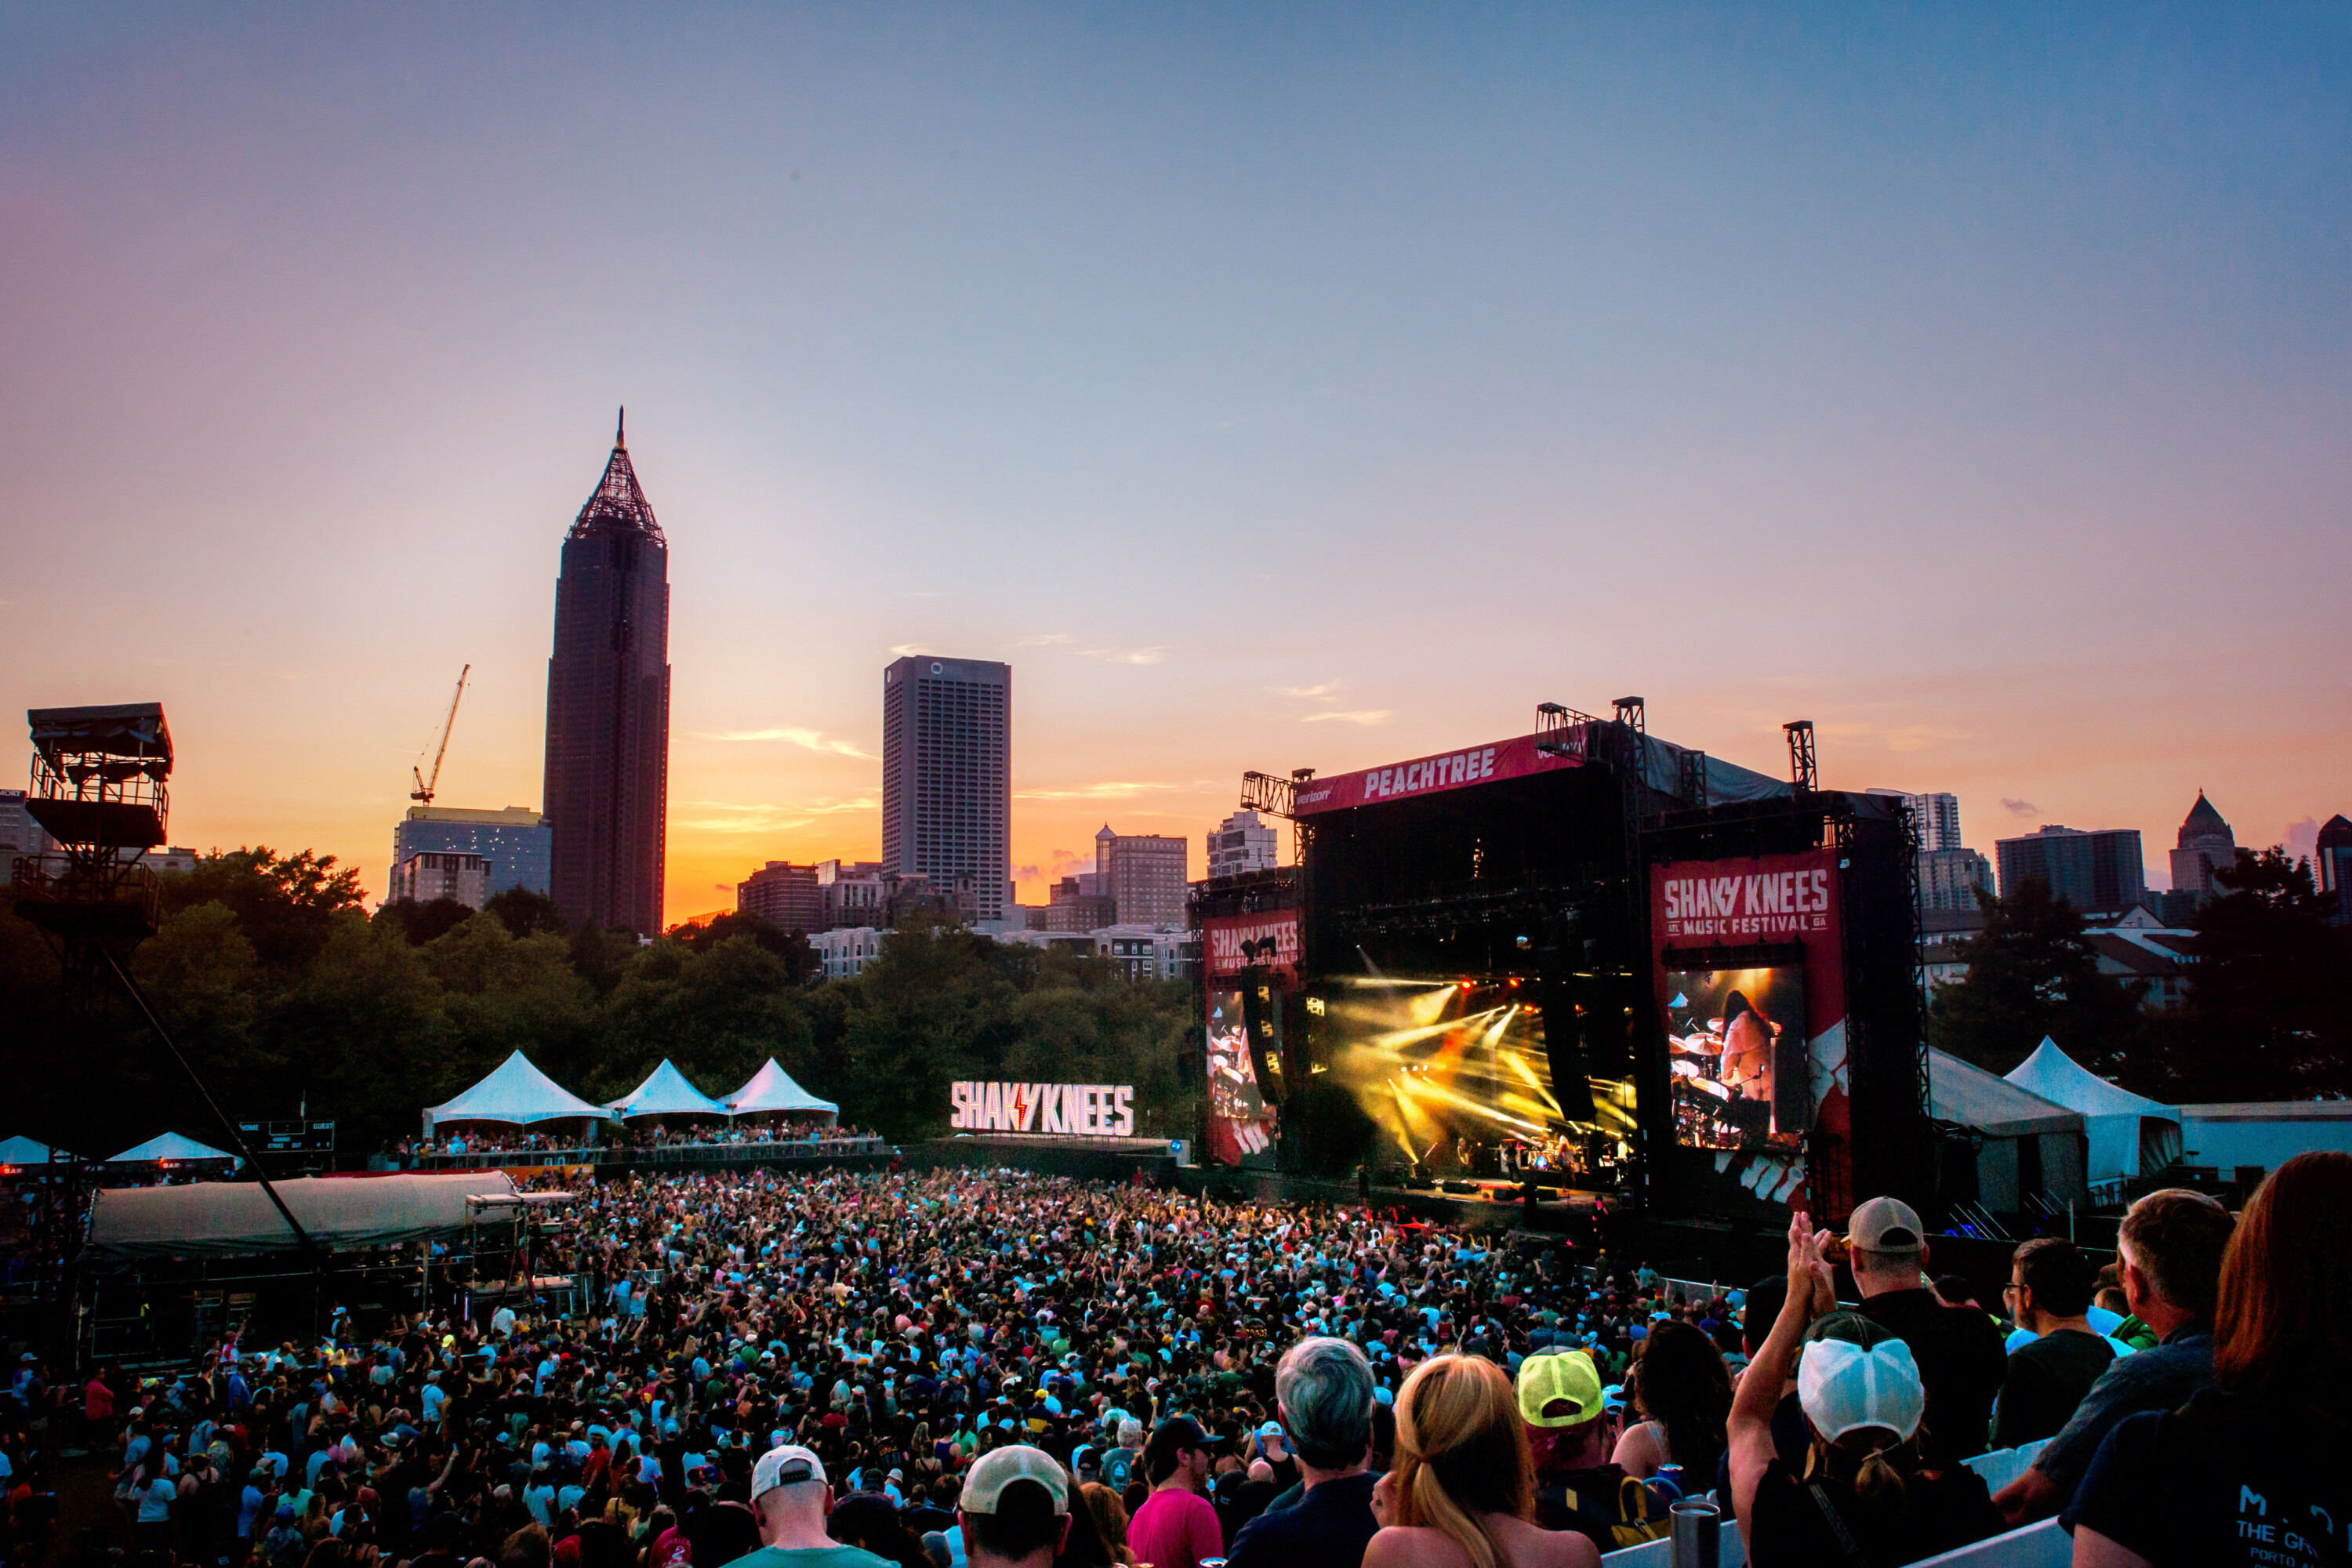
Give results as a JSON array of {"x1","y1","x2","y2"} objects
[
  {"x1": 890, "y1": 642, "x2": 931, "y2": 657},
  {"x1": 1083, "y1": 644, "x2": 1167, "y2": 665},
  {"x1": 1015, "y1": 633, "x2": 1075, "y2": 648},
  {"x1": 677, "y1": 794, "x2": 880, "y2": 833},
  {"x1": 1304, "y1": 710, "x2": 1392, "y2": 725},
  {"x1": 2002, "y1": 797, "x2": 2038, "y2": 817},
  {"x1": 1273, "y1": 681, "x2": 1341, "y2": 699},
  {"x1": 1014, "y1": 781, "x2": 1184, "y2": 800},
  {"x1": 695, "y1": 727, "x2": 877, "y2": 760}
]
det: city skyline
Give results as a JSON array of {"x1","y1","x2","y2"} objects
[{"x1": 3, "y1": 9, "x2": 2347, "y2": 917}]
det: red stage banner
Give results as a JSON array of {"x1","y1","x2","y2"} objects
[
  {"x1": 1291, "y1": 732, "x2": 1581, "y2": 817},
  {"x1": 1649, "y1": 848, "x2": 1850, "y2": 1216}
]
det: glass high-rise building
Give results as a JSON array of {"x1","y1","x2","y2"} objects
[
  {"x1": 882, "y1": 655, "x2": 1010, "y2": 925},
  {"x1": 543, "y1": 415, "x2": 670, "y2": 936},
  {"x1": 1996, "y1": 825, "x2": 2146, "y2": 916},
  {"x1": 391, "y1": 806, "x2": 551, "y2": 898}
]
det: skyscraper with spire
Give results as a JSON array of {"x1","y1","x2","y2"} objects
[{"x1": 543, "y1": 412, "x2": 670, "y2": 935}]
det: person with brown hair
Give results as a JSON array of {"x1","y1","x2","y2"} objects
[
  {"x1": 1076, "y1": 1484, "x2": 1139, "y2": 1568},
  {"x1": 1994, "y1": 1187, "x2": 2236, "y2": 1525},
  {"x1": 2063, "y1": 1152, "x2": 2352, "y2": 1567},
  {"x1": 1609, "y1": 1321, "x2": 1733, "y2": 1487},
  {"x1": 1992, "y1": 1238, "x2": 2119, "y2": 1449},
  {"x1": 1363, "y1": 1355, "x2": 1595, "y2": 1568}
]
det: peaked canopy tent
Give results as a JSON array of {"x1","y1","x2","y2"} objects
[
  {"x1": 107, "y1": 1132, "x2": 239, "y2": 1166},
  {"x1": 86, "y1": 1171, "x2": 518, "y2": 1263},
  {"x1": 0, "y1": 1135, "x2": 71, "y2": 1164},
  {"x1": 1929, "y1": 1050, "x2": 2088, "y2": 1210},
  {"x1": 606, "y1": 1059, "x2": 729, "y2": 1119},
  {"x1": 725, "y1": 1058, "x2": 839, "y2": 1120},
  {"x1": 422, "y1": 1051, "x2": 612, "y2": 1138},
  {"x1": 2005, "y1": 1038, "x2": 2182, "y2": 1183}
]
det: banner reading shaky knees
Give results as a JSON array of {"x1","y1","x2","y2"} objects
[
  {"x1": 1201, "y1": 910, "x2": 1301, "y2": 980},
  {"x1": 1650, "y1": 848, "x2": 1850, "y2": 1214},
  {"x1": 1290, "y1": 733, "x2": 1581, "y2": 816}
]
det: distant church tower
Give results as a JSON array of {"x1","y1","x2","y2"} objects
[
  {"x1": 544, "y1": 412, "x2": 670, "y2": 935},
  {"x1": 2169, "y1": 790, "x2": 2238, "y2": 903}
]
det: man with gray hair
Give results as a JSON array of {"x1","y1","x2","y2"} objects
[{"x1": 1225, "y1": 1338, "x2": 1379, "y2": 1568}]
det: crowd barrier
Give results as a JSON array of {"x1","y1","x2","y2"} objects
[
  {"x1": 1596, "y1": 1439, "x2": 2057, "y2": 1566},
  {"x1": 408, "y1": 1136, "x2": 889, "y2": 1171}
]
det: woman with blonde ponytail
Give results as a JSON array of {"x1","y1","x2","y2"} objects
[{"x1": 1365, "y1": 1355, "x2": 1597, "y2": 1568}]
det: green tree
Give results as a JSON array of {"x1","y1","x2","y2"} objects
[
  {"x1": 162, "y1": 847, "x2": 364, "y2": 969},
  {"x1": 485, "y1": 887, "x2": 567, "y2": 938},
  {"x1": 2164, "y1": 848, "x2": 2352, "y2": 1100},
  {"x1": 1928, "y1": 880, "x2": 2147, "y2": 1079}
]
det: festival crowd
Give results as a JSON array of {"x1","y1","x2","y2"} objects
[{"x1": 0, "y1": 1151, "x2": 2342, "y2": 1568}]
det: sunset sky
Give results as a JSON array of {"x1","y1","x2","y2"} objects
[{"x1": 4, "y1": 6, "x2": 2347, "y2": 920}]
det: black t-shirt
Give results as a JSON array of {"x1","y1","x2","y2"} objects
[
  {"x1": 1534, "y1": 1463, "x2": 1672, "y2": 1552},
  {"x1": 2064, "y1": 1389, "x2": 2352, "y2": 1568},
  {"x1": 1746, "y1": 1457, "x2": 2004, "y2": 1568},
  {"x1": 1858, "y1": 1290, "x2": 2009, "y2": 1461},
  {"x1": 1225, "y1": 1473, "x2": 1378, "y2": 1568},
  {"x1": 1994, "y1": 1330, "x2": 2118, "y2": 1450}
]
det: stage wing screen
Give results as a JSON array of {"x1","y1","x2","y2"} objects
[
  {"x1": 1664, "y1": 964, "x2": 1813, "y2": 1152},
  {"x1": 1206, "y1": 988, "x2": 1276, "y2": 1160}
]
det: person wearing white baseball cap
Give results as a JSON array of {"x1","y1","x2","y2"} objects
[
  {"x1": 1727, "y1": 1214, "x2": 2003, "y2": 1566},
  {"x1": 717, "y1": 1446, "x2": 892, "y2": 1568},
  {"x1": 956, "y1": 1445, "x2": 1071, "y2": 1568}
]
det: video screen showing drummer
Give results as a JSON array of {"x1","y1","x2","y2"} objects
[{"x1": 1662, "y1": 967, "x2": 1813, "y2": 1152}]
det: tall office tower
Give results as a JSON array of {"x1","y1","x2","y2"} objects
[
  {"x1": 1866, "y1": 789, "x2": 1962, "y2": 851},
  {"x1": 738, "y1": 861, "x2": 822, "y2": 933},
  {"x1": 391, "y1": 806, "x2": 553, "y2": 898},
  {"x1": 1996, "y1": 825, "x2": 2147, "y2": 916},
  {"x1": 2318, "y1": 815, "x2": 2352, "y2": 927},
  {"x1": 1918, "y1": 848, "x2": 1995, "y2": 913},
  {"x1": 544, "y1": 413, "x2": 671, "y2": 935},
  {"x1": 2168, "y1": 791, "x2": 2239, "y2": 901},
  {"x1": 1096, "y1": 824, "x2": 1189, "y2": 927},
  {"x1": 1207, "y1": 809, "x2": 1280, "y2": 878},
  {"x1": 881, "y1": 656, "x2": 1010, "y2": 925}
]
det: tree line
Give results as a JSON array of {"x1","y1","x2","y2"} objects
[
  {"x1": 1929, "y1": 846, "x2": 2352, "y2": 1102},
  {"x1": 0, "y1": 848, "x2": 1196, "y2": 1159}
]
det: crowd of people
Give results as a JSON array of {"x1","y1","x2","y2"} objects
[{"x1": 0, "y1": 1152, "x2": 2343, "y2": 1568}]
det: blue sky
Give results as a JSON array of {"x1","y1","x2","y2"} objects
[{"x1": 3, "y1": 5, "x2": 2347, "y2": 912}]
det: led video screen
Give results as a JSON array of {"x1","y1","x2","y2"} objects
[{"x1": 1664, "y1": 964, "x2": 1813, "y2": 1152}]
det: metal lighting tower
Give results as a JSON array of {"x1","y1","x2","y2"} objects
[{"x1": 13, "y1": 703, "x2": 311, "y2": 1355}]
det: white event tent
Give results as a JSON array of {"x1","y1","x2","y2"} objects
[
  {"x1": 2005, "y1": 1037, "x2": 2182, "y2": 1183},
  {"x1": 107, "y1": 1132, "x2": 239, "y2": 1166},
  {"x1": 607, "y1": 1059, "x2": 729, "y2": 1119},
  {"x1": 727, "y1": 1058, "x2": 839, "y2": 1118},
  {"x1": 422, "y1": 1051, "x2": 612, "y2": 1138},
  {"x1": 1929, "y1": 1049, "x2": 2088, "y2": 1210},
  {"x1": 0, "y1": 1135, "x2": 69, "y2": 1164}
]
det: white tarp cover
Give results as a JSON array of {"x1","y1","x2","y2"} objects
[
  {"x1": 726, "y1": 1058, "x2": 839, "y2": 1115},
  {"x1": 86, "y1": 1171, "x2": 518, "y2": 1262},
  {"x1": 0, "y1": 1135, "x2": 66, "y2": 1163},
  {"x1": 607, "y1": 1059, "x2": 729, "y2": 1119},
  {"x1": 423, "y1": 1051, "x2": 610, "y2": 1134},
  {"x1": 2005, "y1": 1037, "x2": 2182, "y2": 1179},
  {"x1": 1929, "y1": 1051, "x2": 2085, "y2": 1138},
  {"x1": 108, "y1": 1131, "x2": 239, "y2": 1164}
]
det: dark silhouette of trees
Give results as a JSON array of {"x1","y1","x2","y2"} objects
[
  {"x1": 1927, "y1": 880, "x2": 2147, "y2": 1080},
  {"x1": 2, "y1": 851, "x2": 1197, "y2": 1156},
  {"x1": 2161, "y1": 848, "x2": 2352, "y2": 1100}
]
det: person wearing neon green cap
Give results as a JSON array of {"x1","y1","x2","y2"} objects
[{"x1": 1517, "y1": 1350, "x2": 1671, "y2": 1552}]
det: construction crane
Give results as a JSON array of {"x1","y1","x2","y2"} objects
[{"x1": 411, "y1": 664, "x2": 471, "y2": 805}]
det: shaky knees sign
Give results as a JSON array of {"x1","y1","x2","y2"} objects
[
  {"x1": 1202, "y1": 911, "x2": 1301, "y2": 980},
  {"x1": 951, "y1": 1080, "x2": 1136, "y2": 1137}
]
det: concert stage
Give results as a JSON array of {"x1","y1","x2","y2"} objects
[{"x1": 1201, "y1": 702, "x2": 1934, "y2": 1229}]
